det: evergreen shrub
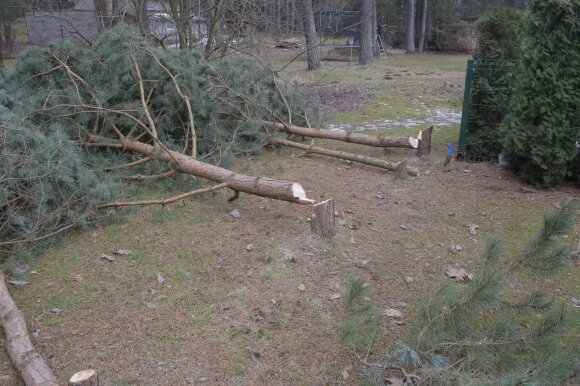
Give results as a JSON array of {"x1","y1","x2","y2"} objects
[{"x1": 499, "y1": 0, "x2": 580, "y2": 187}]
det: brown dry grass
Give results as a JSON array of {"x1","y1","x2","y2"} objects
[{"x1": 1, "y1": 51, "x2": 579, "y2": 386}]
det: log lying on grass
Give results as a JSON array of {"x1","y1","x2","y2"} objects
[
  {"x1": 0, "y1": 273, "x2": 59, "y2": 386},
  {"x1": 99, "y1": 138, "x2": 315, "y2": 205},
  {"x1": 273, "y1": 137, "x2": 419, "y2": 176},
  {"x1": 266, "y1": 121, "x2": 419, "y2": 149}
]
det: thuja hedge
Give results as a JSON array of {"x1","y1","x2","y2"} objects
[{"x1": 499, "y1": 0, "x2": 579, "y2": 187}]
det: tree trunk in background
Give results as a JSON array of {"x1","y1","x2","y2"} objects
[
  {"x1": 131, "y1": 0, "x2": 149, "y2": 37},
  {"x1": 455, "y1": 0, "x2": 462, "y2": 17},
  {"x1": 1, "y1": 23, "x2": 12, "y2": 55},
  {"x1": 371, "y1": 0, "x2": 379, "y2": 57},
  {"x1": 111, "y1": 0, "x2": 120, "y2": 27},
  {"x1": 406, "y1": 0, "x2": 415, "y2": 53},
  {"x1": 205, "y1": 0, "x2": 222, "y2": 58},
  {"x1": 93, "y1": 0, "x2": 108, "y2": 32},
  {"x1": 359, "y1": 0, "x2": 373, "y2": 65},
  {"x1": 418, "y1": 0, "x2": 427, "y2": 53},
  {"x1": 302, "y1": 0, "x2": 320, "y2": 70}
]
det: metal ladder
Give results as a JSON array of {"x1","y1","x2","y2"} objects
[{"x1": 376, "y1": 35, "x2": 387, "y2": 59}]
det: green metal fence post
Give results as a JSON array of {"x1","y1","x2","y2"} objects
[{"x1": 457, "y1": 59, "x2": 474, "y2": 160}]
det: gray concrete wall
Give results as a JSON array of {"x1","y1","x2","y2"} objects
[{"x1": 25, "y1": 11, "x2": 100, "y2": 45}]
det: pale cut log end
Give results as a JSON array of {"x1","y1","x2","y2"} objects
[
  {"x1": 69, "y1": 369, "x2": 98, "y2": 386},
  {"x1": 409, "y1": 137, "x2": 419, "y2": 149},
  {"x1": 407, "y1": 166, "x2": 420, "y2": 176},
  {"x1": 292, "y1": 183, "x2": 315, "y2": 204}
]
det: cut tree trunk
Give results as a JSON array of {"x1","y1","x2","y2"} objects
[
  {"x1": 69, "y1": 370, "x2": 98, "y2": 386},
  {"x1": 273, "y1": 137, "x2": 419, "y2": 176},
  {"x1": 311, "y1": 199, "x2": 335, "y2": 237},
  {"x1": 416, "y1": 126, "x2": 433, "y2": 157},
  {"x1": 0, "y1": 273, "x2": 59, "y2": 386},
  {"x1": 100, "y1": 138, "x2": 314, "y2": 204},
  {"x1": 267, "y1": 122, "x2": 419, "y2": 149}
]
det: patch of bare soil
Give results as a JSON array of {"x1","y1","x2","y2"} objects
[{"x1": 305, "y1": 83, "x2": 372, "y2": 115}]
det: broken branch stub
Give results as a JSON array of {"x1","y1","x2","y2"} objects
[{"x1": 267, "y1": 121, "x2": 419, "y2": 149}]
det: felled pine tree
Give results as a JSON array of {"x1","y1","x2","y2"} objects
[
  {"x1": 466, "y1": 7, "x2": 525, "y2": 160},
  {"x1": 499, "y1": 0, "x2": 580, "y2": 187},
  {"x1": 0, "y1": 24, "x2": 317, "y2": 258},
  {"x1": 0, "y1": 24, "x2": 315, "y2": 163}
]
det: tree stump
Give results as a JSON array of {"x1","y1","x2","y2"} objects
[
  {"x1": 69, "y1": 369, "x2": 98, "y2": 386},
  {"x1": 311, "y1": 199, "x2": 336, "y2": 238},
  {"x1": 395, "y1": 159, "x2": 409, "y2": 180},
  {"x1": 416, "y1": 126, "x2": 433, "y2": 157}
]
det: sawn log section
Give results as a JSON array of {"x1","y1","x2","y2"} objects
[
  {"x1": 114, "y1": 139, "x2": 315, "y2": 204},
  {"x1": 273, "y1": 138, "x2": 419, "y2": 176},
  {"x1": 267, "y1": 121, "x2": 419, "y2": 149},
  {"x1": 0, "y1": 273, "x2": 59, "y2": 386}
]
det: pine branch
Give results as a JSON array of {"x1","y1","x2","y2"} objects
[{"x1": 515, "y1": 196, "x2": 576, "y2": 270}]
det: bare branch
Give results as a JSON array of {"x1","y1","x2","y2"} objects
[{"x1": 97, "y1": 182, "x2": 229, "y2": 209}]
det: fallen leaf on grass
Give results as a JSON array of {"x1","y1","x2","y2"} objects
[
  {"x1": 112, "y1": 247, "x2": 132, "y2": 255},
  {"x1": 384, "y1": 308, "x2": 403, "y2": 318},
  {"x1": 145, "y1": 302, "x2": 158, "y2": 309},
  {"x1": 342, "y1": 368, "x2": 350, "y2": 380},
  {"x1": 446, "y1": 267, "x2": 473, "y2": 281},
  {"x1": 101, "y1": 254, "x2": 114, "y2": 262},
  {"x1": 8, "y1": 280, "x2": 29, "y2": 286},
  {"x1": 451, "y1": 244, "x2": 464, "y2": 253},
  {"x1": 156, "y1": 273, "x2": 165, "y2": 285},
  {"x1": 465, "y1": 224, "x2": 479, "y2": 235},
  {"x1": 328, "y1": 293, "x2": 342, "y2": 300}
]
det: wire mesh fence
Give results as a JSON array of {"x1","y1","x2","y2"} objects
[{"x1": 457, "y1": 58, "x2": 519, "y2": 162}]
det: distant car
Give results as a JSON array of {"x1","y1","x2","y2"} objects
[{"x1": 149, "y1": 12, "x2": 173, "y2": 23}]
